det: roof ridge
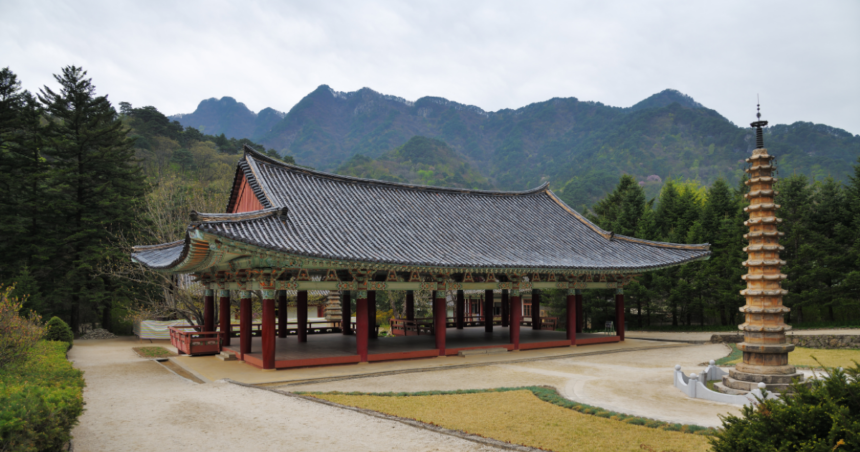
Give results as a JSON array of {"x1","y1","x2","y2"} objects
[
  {"x1": 190, "y1": 207, "x2": 282, "y2": 223},
  {"x1": 241, "y1": 145, "x2": 550, "y2": 196},
  {"x1": 131, "y1": 239, "x2": 185, "y2": 252},
  {"x1": 544, "y1": 190, "x2": 710, "y2": 251}
]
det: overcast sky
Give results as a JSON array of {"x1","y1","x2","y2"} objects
[{"x1": 2, "y1": 0, "x2": 858, "y2": 134}]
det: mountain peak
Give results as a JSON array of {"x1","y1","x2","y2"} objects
[
  {"x1": 629, "y1": 89, "x2": 704, "y2": 112},
  {"x1": 170, "y1": 96, "x2": 283, "y2": 140}
]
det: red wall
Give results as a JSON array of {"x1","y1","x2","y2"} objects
[{"x1": 231, "y1": 172, "x2": 265, "y2": 213}]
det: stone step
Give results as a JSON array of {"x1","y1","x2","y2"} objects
[
  {"x1": 457, "y1": 347, "x2": 508, "y2": 357},
  {"x1": 723, "y1": 375, "x2": 794, "y2": 393},
  {"x1": 729, "y1": 368, "x2": 803, "y2": 385},
  {"x1": 216, "y1": 351, "x2": 238, "y2": 361},
  {"x1": 713, "y1": 382, "x2": 749, "y2": 396}
]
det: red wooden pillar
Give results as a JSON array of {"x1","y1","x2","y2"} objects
[
  {"x1": 566, "y1": 290, "x2": 576, "y2": 344},
  {"x1": 615, "y1": 289, "x2": 625, "y2": 341},
  {"x1": 368, "y1": 290, "x2": 377, "y2": 339},
  {"x1": 277, "y1": 290, "x2": 288, "y2": 338},
  {"x1": 297, "y1": 290, "x2": 308, "y2": 343},
  {"x1": 261, "y1": 289, "x2": 276, "y2": 369},
  {"x1": 510, "y1": 291, "x2": 521, "y2": 350},
  {"x1": 532, "y1": 289, "x2": 542, "y2": 330},
  {"x1": 341, "y1": 291, "x2": 352, "y2": 335},
  {"x1": 484, "y1": 289, "x2": 493, "y2": 333},
  {"x1": 455, "y1": 290, "x2": 464, "y2": 329},
  {"x1": 501, "y1": 289, "x2": 509, "y2": 327},
  {"x1": 239, "y1": 291, "x2": 251, "y2": 355},
  {"x1": 575, "y1": 291, "x2": 583, "y2": 333},
  {"x1": 434, "y1": 291, "x2": 446, "y2": 355},
  {"x1": 356, "y1": 292, "x2": 368, "y2": 362},
  {"x1": 406, "y1": 290, "x2": 415, "y2": 321},
  {"x1": 218, "y1": 290, "x2": 231, "y2": 346},
  {"x1": 203, "y1": 289, "x2": 215, "y2": 332}
]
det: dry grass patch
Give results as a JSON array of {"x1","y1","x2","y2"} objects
[
  {"x1": 132, "y1": 346, "x2": 174, "y2": 358},
  {"x1": 310, "y1": 390, "x2": 711, "y2": 452},
  {"x1": 719, "y1": 346, "x2": 860, "y2": 368}
]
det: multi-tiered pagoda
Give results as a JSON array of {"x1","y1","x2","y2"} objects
[{"x1": 718, "y1": 105, "x2": 805, "y2": 394}]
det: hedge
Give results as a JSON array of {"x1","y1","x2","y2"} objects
[
  {"x1": 0, "y1": 341, "x2": 85, "y2": 452},
  {"x1": 44, "y1": 318, "x2": 73, "y2": 351}
]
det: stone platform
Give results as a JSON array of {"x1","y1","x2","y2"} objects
[{"x1": 718, "y1": 367, "x2": 805, "y2": 394}]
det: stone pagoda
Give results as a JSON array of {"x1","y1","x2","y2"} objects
[{"x1": 718, "y1": 104, "x2": 805, "y2": 394}]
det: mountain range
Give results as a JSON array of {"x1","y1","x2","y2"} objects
[{"x1": 170, "y1": 87, "x2": 860, "y2": 210}]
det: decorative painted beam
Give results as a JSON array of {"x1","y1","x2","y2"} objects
[{"x1": 207, "y1": 281, "x2": 621, "y2": 291}]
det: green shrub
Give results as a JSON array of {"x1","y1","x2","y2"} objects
[
  {"x1": 0, "y1": 341, "x2": 85, "y2": 451},
  {"x1": 710, "y1": 361, "x2": 860, "y2": 451},
  {"x1": 45, "y1": 317, "x2": 73, "y2": 350},
  {"x1": 0, "y1": 285, "x2": 45, "y2": 368}
]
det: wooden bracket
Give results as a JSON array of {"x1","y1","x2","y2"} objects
[{"x1": 386, "y1": 270, "x2": 398, "y2": 282}]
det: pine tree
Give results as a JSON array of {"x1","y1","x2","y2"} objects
[
  {"x1": 616, "y1": 183, "x2": 646, "y2": 236},
  {"x1": 777, "y1": 174, "x2": 814, "y2": 323},
  {"x1": 805, "y1": 178, "x2": 849, "y2": 321},
  {"x1": 38, "y1": 66, "x2": 147, "y2": 332},
  {"x1": 0, "y1": 68, "x2": 27, "y2": 283},
  {"x1": 592, "y1": 174, "x2": 638, "y2": 230}
]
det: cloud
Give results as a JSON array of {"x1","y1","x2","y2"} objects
[{"x1": 1, "y1": 0, "x2": 858, "y2": 133}]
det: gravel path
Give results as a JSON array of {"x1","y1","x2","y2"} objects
[{"x1": 69, "y1": 338, "x2": 501, "y2": 452}]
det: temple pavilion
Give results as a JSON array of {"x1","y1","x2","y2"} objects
[{"x1": 132, "y1": 146, "x2": 710, "y2": 370}]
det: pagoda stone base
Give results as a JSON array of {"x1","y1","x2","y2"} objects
[{"x1": 718, "y1": 368, "x2": 805, "y2": 394}]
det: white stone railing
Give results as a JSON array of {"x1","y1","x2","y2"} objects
[{"x1": 673, "y1": 361, "x2": 778, "y2": 406}]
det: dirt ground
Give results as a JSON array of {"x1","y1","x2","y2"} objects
[
  {"x1": 68, "y1": 338, "x2": 502, "y2": 452},
  {"x1": 284, "y1": 343, "x2": 741, "y2": 427}
]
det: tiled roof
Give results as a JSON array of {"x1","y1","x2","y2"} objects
[{"x1": 133, "y1": 146, "x2": 709, "y2": 272}]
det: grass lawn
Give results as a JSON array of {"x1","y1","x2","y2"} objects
[
  {"x1": 716, "y1": 345, "x2": 860, "y2": 368},
  {"x1": 132, "y1": 346, "x2": 175, "y2": 358},
  {"x1": 308, "y1": 389, "x2": 711, "y2": 452}
]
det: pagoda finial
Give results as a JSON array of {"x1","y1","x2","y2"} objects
[{"x1": 751, "y1": 95, "x2": 768, "y2": 150}]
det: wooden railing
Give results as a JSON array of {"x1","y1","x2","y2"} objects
[
  {"x1": 219, "y1": 320, "x2": 343, "y2": 338},
  {"x1": 169, "y1": 326, "x2": 221, "y2": 356},
  {"x1": 390, "y1": 316, "x2": 559, "y2": 336},
  {"x1": 390, "y1": 318, "x2": 435, "y2": 336}
]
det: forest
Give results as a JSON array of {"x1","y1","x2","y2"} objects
[{"x1": 1, "y1": 65, "x2": 858, "y2": 334}]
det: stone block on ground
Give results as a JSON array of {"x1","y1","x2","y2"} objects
[
  {"x1": 216, "y1": 351, "x2": 238, "y2": 361},
  {"x1": 710, "y1": 334, "x2": 743, "y2": 343}
]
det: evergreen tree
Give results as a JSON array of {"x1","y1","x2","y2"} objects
[
  {"x1": 0, "y1": 68, "x2": 27, "y2": 283},
  {"x1": 655, "y1": 180, "x2": 680, "y2": 239},
  {"x1": 38, "y1": 66, "x2": 147, "y2": 332},
  {"x1": 592, "y1": 174, "x2": 638, "y2": 230},
  {"x1": 804, "y1": 178, "x2": 849, "y2": 321},
  {"x1": 616, "y1": 183, "x2": 646, "y2": 236},
  {"x1": 777, "y1": 174, "x2": 814, "y2": 323}
]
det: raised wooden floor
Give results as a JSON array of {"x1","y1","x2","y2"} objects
[{"x1": 225, "y1": 328, "x2": 620, "y2": 369}]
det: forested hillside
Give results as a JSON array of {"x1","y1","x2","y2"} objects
[
  {"x1": 173, "y1": 86, "x2": 860, "y2": 211},
  {"x1": 336, "y1": 136, "x2": 493, "y2": 189}
]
